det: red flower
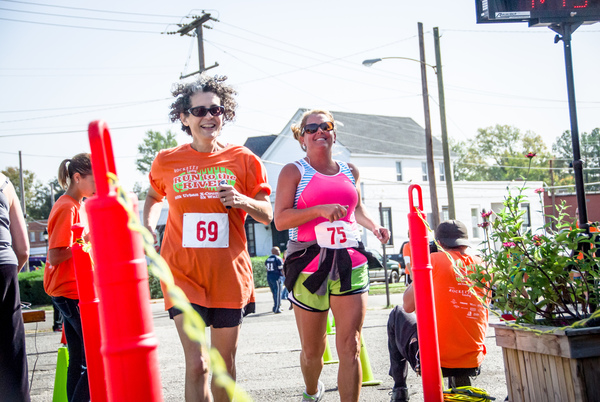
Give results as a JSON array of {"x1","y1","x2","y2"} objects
[
  {"x1": 534, "y1": 187, "x2": 544, "y2": 194},
  {"x1": 526, "y1": 152, "x2": 537, "y2": 158},
  {"x1": 481, "y1": 210, "x2": 493, "y2": 218}
]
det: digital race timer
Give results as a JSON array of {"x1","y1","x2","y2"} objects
[{"x1": 476, "y1": 0, "x2": 600, "y2": 24}]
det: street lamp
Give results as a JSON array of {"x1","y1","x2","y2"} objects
[
  {"x1": 362, "y1": 25, "x2": 455, "y2": 225},
  {"x1": 43, "y1": 227, "x2": 48, "y2": 255},
  {"x1": 362, "y1": 57, "x2": 436, "y2": 70}
]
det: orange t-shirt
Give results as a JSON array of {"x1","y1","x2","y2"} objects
[
  {"x1": 402, "y1": 242, "x2": 411, "y2": 275},
  {"x1": 576, "y1": 224, "x2": 599, "y2": 260},
  {"x1": 43, "y1": 194, "x2": 81, "y2": 299},
  {"x1": 149, "y1": 143, "x2": 271, "y2": 310},
  {"x1": 430, "y1": 250, "x2": 488, "y2": 369}
]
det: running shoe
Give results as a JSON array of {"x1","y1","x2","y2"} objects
[{"x1": 302, "y1": 380, "x2": 324, "y2": 401}]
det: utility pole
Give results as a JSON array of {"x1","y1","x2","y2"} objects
[
  {"x1": 418, "y1": 22, "x2": 440, "y2": 229},
  {"x1": 549, "y1": 159, "x2": 556, "y2": 229},
  {"x1": 178, "y1": 13, "x2": 218, "y2": 79},
  {"x1": 18, "y1": 150, "x2": 28, "y2": 271},
  {"x1": 433, "y1": 27, "x2": 455, "y2": 220},
  {"x1": 18, "y1": 151, "x2": 26, "y2": 218}
]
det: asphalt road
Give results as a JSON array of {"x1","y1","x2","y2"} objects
[{"x1": 24, "y1": 288, "x2": 508, "y2": 401}]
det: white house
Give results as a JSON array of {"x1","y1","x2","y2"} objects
[{"x1": 244, "y1": 108, "x2": 545, "y2": 256}]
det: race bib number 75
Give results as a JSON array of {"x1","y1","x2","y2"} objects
[
  {"x1": 314, "y1": 220, "x2": 359, "y2": 249},
  {"x1": 182, "y1": 213, "x2": 229, "y2": 248}
]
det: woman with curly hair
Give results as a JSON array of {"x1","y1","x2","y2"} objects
[
  {"x1": 274, "y1": 109, "x2": 389, "y2": 402},
  {"x1": 143, "y1": 75, "x2": 272, "y2": 402}
]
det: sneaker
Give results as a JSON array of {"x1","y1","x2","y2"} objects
[
  {"x1": 302, "y1": 380, "x2": 324, "y2": 401},
  {"x1": 389, "y1": 387, "x2": 409, "y2": 402}
]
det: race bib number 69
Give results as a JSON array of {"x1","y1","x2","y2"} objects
[
  {"x1": 314, "y1": 220, "x2": 359, "y2": 249},
  {"x1": 182, "y1": 213, "x2": 229, "y2": 248}
]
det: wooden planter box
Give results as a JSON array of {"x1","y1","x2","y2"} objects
[{"x1": 491, "y1": 322, "x2": 600, "y2": 402}]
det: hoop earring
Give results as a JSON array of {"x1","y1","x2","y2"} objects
[{"x1": 301, "y1": 143, "x2": 307, "y2": 152}]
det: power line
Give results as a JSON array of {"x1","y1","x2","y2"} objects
[
  {"x1": 0, "y1": 98, "x2": 170, "y2": 124},
  {"x1": 0, "y1": 121, "x2": 170, "y2": 138},
  {"x1": 0, "y1": 17, "x2": 162, "y2": 33},
  {"x1": 0, "y1": 0, "x2": 184, "y2": 18},
  {"x1": 0, "y1": 6, "x2": 173, "y2": 25}
]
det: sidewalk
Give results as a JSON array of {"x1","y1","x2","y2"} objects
[{"x1": 25, "y1": 288, "x2": 508, "y2": 401}]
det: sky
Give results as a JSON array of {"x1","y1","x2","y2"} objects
[{"x1": 1, "y1": 0, "x2": 599, "y2": 192}]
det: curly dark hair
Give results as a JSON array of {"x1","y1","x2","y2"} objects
[{"x1": 169, "y1": 75, "x2": 238, "y2": 136}]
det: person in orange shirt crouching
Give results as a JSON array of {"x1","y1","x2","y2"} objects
[{"x1": 387, "y1": 220, "x2": 489, "y2": 401}]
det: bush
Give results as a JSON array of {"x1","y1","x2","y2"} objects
[
  {"x1": 251, "y1": 255, "x2": 268, "y2": 288},
  {"x1": 147, "y1": 270, "x2": 164, "y2": 299},
  {"x1": 18, "y1": 269, "x2": 51, "y2": 306}
]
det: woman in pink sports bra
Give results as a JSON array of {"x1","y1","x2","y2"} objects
[{"x1": 275, "y1": 109, "x2": 389, "y2": 402}]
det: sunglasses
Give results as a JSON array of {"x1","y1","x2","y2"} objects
[
  {"x1": 302, "y1": 121, "x2": 335, "y2": 135},
  {"x1": 187, "y1": 105, "x2": 225, "y2": 117}
]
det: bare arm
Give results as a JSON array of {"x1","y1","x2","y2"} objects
[
  {"x1": 273, "y1": 163, "x2": 348, "y2": 231},
  {"x1": 218, "y1": 185, "x2": 273, "y2": 226},
  {"x1": 349, "y1": 163, "x2": 390, "y2": 244},
  {"x1": 4, "y1": 178, "x2": 29, "y2": 268},
  {"x1": 48, "y1": 247, "x2": 72, "y2": 267},
  {"x1": 403, "y1": 284, "x2": 416, "y2": 313},
  {"x1": 143, "y1": 186, "x2": 164, "y2": 241}
]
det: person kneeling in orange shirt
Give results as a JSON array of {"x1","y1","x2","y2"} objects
[{"x1": 387, "y1": 220, "x2": 489, "y2": 402}]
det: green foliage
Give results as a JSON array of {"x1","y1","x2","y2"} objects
[
  {"x1": 552, "y1": 128, "x2": 600, "y2": 191},
  {"x1": 452, "y1": 125, "x2": 552, "y2": 182},
  {"x1": 148, "y1": 270, "x2": 164, "y2": 299},
  {"x1": 251, "y1": 255, "x2": 268, "y2": 288},
  {"x1": 18, "y1": 269, "x2": 52, "y2": 306},
  {"x1": 136, "y1": 130, "x2": 178, "y2": 175},
  {"x1": 1, "y1": 167, "x2": 62, "y2": 220},
  {"x1": 469, "y1": 185, "x2": 600, "y2": 326}
]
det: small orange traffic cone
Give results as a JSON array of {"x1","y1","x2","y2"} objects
[
  {"x1": 323, "y1": 337, "x2": 339, "y2": 365},
  {"x1": 360, "y1": 334, "x2": 381, "y2": 386},
  {"x1": 52, "y1": 346, "x2": 69, "y2": 402},
  {"x1": 326, "y1": 313, "x2": 336, "y2": 335},
  {"x1": 60, "y1": 326, "x2": 67, "y2": 345}
]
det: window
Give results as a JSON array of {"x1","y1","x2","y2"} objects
[
  {"x1": 442, "y1": 206, "x2": 449, "y2": 222},
  {"x1": 30, "y1": 232, "x2": 35, "y2": 243},
  {"x1": 245, "y1": 220, "x2": 256, "y2": 257},
  {"x1": 396, "y1": 162, "x2": 403, "y2": 182},
  {"x1": 39, "y1": 232, "x2": 45, "y2": 242},
  {"x1": 471, "y1": 208, "x2": 480, "y2": 239},
  {"x1": 439, "y1": 162, "x2": 445, "y2": 182},
  {"x1": 421, "y1": 162, "x2": 428, "y2": 181},
  {"x1": 381, "y1": 207, "x2": 394, "y2": 247}
]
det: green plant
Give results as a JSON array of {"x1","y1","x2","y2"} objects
[
  {"x1": 18, "y1": 269, "x2": 52, "y2": 306},
  {"x1": 147, "y1": 270, "x2": 164, "y2": 299},
  {"x1": 251, "y1": 255, "x2": 268, "y2": 288},
  {"x1": 469, "y1": 184, "x2": 600, "y2": 327}
]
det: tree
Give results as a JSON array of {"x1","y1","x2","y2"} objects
[
  {"x1": 452, "y1": 125, "x2": 553, "y2": 183},
  {"x1": 552, "y1": 128, "x2": 600, "y2": 192},
  {"x1": 136, "y1": 130, "x2": 178, "y2": 175},
  {"x1": 1, "y1": 167, "x2": 62, "y2": 220}
]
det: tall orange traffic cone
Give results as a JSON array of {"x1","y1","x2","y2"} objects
[{"x1": 360, "y1": 334, "x2": 382, "y2": 386}]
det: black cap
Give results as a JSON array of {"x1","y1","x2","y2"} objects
[{"x1": 435, "y1": 220, "x2": 469, "y2": 248}]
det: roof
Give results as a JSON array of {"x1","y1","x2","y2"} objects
[
  {"x1": 329, "y1": 110, "x2": 444, "y2": 156},
  {"x1": 244, "y1": 109, "x2": 447, "y2": 159},
  {"x1": 243, "y1": 135, "x2": 277, "y2": 157}
]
